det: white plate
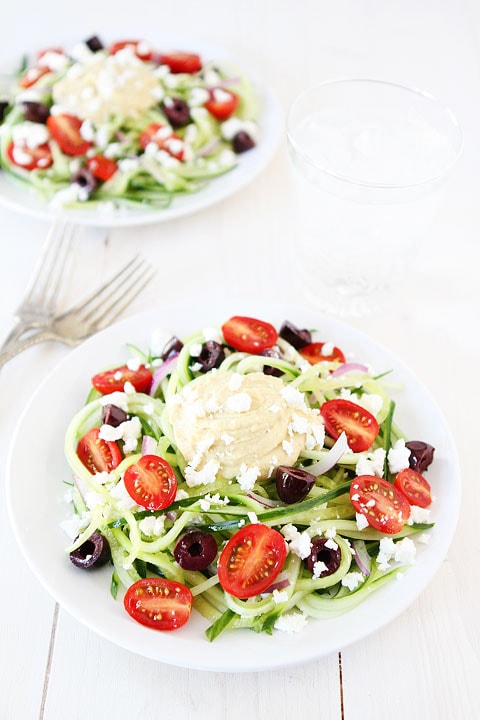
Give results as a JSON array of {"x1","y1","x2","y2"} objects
[
  {"x1": 6, "y1": 299, "x2": 461, "y2": 672},
  {"x1": 0, "y1": 43, "x2": 281, "y2": 227}
]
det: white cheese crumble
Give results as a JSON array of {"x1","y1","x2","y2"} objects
[
  {"x1": 274, "y1": 611, "x2": 308, "y2": 634},
  {"x1": 236, "y1": 464, "x2": 261, "y2": 492},
  {"x1": 376, "y1": 536, "x2": 416, "y2": 571},
  {"x1": 388, "y1": 438, "x2": 411, "y2": 473},
  {"x1": 281, "y1": 524, "x2": 312, "y2": 559},
  {"x1": 341, "y1": 571, "x2": 365, "y2": 591},
  {"x1": 272, "y1": 588, "x2": 289, "y2": 604},
  {"x1": 99, "y1": 391, "x2": 129, "y2": 412},
  {"x1": 355, "y1": 447, "x2": 386, "y2": 477},
  {"x1": 224, "y1": 392, "x2": 252, "y2": 413},
  {"x1": 407, "y1": 505, "x2": 431, "y2": 525},
  {"x1": 138, "y1": 515, "x2": 166, "y2": 537},
  {"x1": 99, "y1": 416, "x2": 142, "y2": 453},
  {"x1": 355, "y1": 512, "x2": 370, "y2": 530}
]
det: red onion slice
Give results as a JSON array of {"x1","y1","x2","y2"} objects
[
  {"x1": 149, "y1": 353, "x2": 179, "y2": 396},
  {"x1": 330, "y1": 362, "x2": 369, "y2": 378},
  {"x1": 306, "y1": 432, "x2": 350, "y2": 477},
  {"x1": 72, "y1": 474, "x2": 88, "y2": 502},
  {"x1": 264, "y1": 577, "x2": 291, "y2": 594},
  {"x1": 247, "y1": 491, "x2": 283, "y2": 508},
  {"x1": 141, "y1": 435, "x2": 157, "y2": 456},
  {"x1": 198, "y1": 137, "x2": 221, "y2": 157},
  {"x1": 352, "y1": 539, "x2": 371, "y2": 576}
]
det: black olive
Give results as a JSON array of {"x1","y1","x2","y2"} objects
[
  {"x1": 174, "y1": 530, "x2": 218, "y2": 570},
  {"x1": 70, "y1": 531, "x2": 111, "y2": 569},
  {"x1": 261, "y1": 346, "x2": 283, "y2": 377},
  {"x1": 279, "y1": 320, "x2": 312, "y2": 350},
  {"x1": 22, "y1": 101, "x2": 50, "y2": 124},
  {"x1": 406, "y1": 440, "x2": 435, "y2": 473},
  {"x1": 85, "y1": 35, "x2": 104, "y2": 52},
  {"x1": 276, "y1": 465, "x2": 316, "y2": 504},
  {"x1": 161, "y1": 336, "x2": 183, "y2": 360},
  {"x1": 195, "y1": 341, "x2": 225, "y2": 372},
  {"x1": 232, "y1": 130, "x2": 255, "y2": 154},
  {"x1": 162, "y1": 97, "x2": 191, "y2": 128},
  {"x1": 305, "y1": 537, "x2": 341, "y2": 576},
  {"x1": 70, "y1": 167, "x2": 98, "y2": 195},
  {"x1": 0, "y1": 101, "x2": 10, "y2": 124},
  {"x1": 102, "y1": 403, "x2": 128, "y2": 427}
]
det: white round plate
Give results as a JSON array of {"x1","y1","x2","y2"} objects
[
  {"x1": 6, "y1": 298, "x2": 461, "y2": 672},
  {"x1": 0, "y1": 43, "x2": 281, "y2": 227}
]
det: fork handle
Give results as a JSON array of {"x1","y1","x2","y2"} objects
[{"x1": 0, "y1": 330, "x2": 61, "y2": 369}]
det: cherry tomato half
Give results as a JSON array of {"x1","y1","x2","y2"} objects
[
  {"x1": 6, "y1": 141, "x2": 53, "y2": 171},
  {"x1": 124, "y1": 455, "x2": 177, "y2": 511},
  {"x1": 77, "y1": 427, "x2": 122, "y2": 474},
  {"x1": 91, "y1": 364, "x2": 153, "y2": 394},
  {"x1": 350, "y1": 475, "x2": 411, "y2": 534},
  {"x1": 159, "y1": 52, "x2": 202, "y2": 74},
  {"x1": 18, "y1": 65, "x2": 51, "y2": 89},
  {"x1": 300, "y1": 342, "x2": 346, "y2": 365},
  {"x1": 124, "y1": 578, "x2": 193, "y2": 631},
  {"x1": 205, "y1": 88, "x2": 239, "y2": 120},
  {"x1": 217, "y1": 523, "x2": 287, "y2": 599},
  {"x1": 109, "y1": 40, "x2": 153, "y2": 61},
  {"x1": 46, "y1": 114, "x2": 92, "y2": 156},
  {"x1": 139, "y1": 123, "x2": 185, "y2": 160},
  {"x1": 320, "y1": 398, "x2": 379, "y2": 452},
  {"x1": 221, "y1": 316, "x2": 278, "y2": 354},
  {"x1": 87, "y1": 155, "x2": 118, "y2": 181},
  {"x1": 394, "y1": 467, "x2": 432, "y2": 508}
]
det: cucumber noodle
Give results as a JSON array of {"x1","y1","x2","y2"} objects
[{"x1": 63, "y1": 322, "x2": 434, "y2": 641}]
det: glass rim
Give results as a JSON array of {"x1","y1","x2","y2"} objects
[{"x1": 286, "y1": 77, "x2": 464, "y2": 190}]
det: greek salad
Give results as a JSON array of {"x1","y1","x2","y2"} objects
[
  {"x1": 0, "y1": 36, "x2": 259, "y2": 210},
  {"x1": 62, "y1": 315, "x2": 435, "y2": 640}
]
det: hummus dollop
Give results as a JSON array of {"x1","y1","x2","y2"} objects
[{"x1": 168, "y1": 371, "x2": 325, "y2": 489}]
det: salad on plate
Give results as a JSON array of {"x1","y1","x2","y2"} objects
[
  {"x1": 62, "y1": 314, "x2": 436, "y2": 641},
  {"x1": 0, "y1": 36, "x2": 259, "y2": 211}
]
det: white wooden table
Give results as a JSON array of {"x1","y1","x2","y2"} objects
[{"x1": 0, "y1": 2, "x2": 478, "y2": 718}]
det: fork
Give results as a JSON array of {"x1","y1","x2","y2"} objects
[
  {"x1": 0, "y1": 254, "x2": 155, "y2": 369},
  {"x1": 1, "y1": 221, "x2": 76, "y2": 350}
]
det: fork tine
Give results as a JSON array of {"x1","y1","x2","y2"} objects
[
  {"x1": 85, "y1": 263, "x2": 156, "y2": 331},
  {"x1": 21, "y1": 221, "x2": 74, "y2": 312}
]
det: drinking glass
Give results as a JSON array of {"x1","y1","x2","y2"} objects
[{"x1": 287, "y1": 79, "x2": 463, "y2": 316}]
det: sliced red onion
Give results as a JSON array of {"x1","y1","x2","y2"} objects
[
  {"x1": 247, "y1": 491, "x2": 283, "y2": 508},
  {"x1": 307, "y1": 432, "x2": 350, "y2": 477},
  {"x1": 149, "y1": 353, "x2": 179, "y2": 396},
  {"x1": 142, "y1": 435, "x2": 157, "y2": 456},
  {"x1": 197, "y1": 137, "x2": 221, "y2": 157},
  {"x1": 215, "y1": 77, "x2": 241, "y2": 88},
  {"x1": 351, "y1": 539, "x2": 371, "y2": 576},
  {"x1": 72, "y1": 474, "x2": 88, "y2": 502},
  {"x1": 264, "y1": 577, "x2": 291, "y2": 594},
  {"x1": 330, "y1": 362, "x2": 369, "y2": 378}
]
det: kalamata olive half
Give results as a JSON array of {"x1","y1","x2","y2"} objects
[
  {"x1": 70, "y1": 167, "x2": 98, "y2": 195},
  {"x1": 406, "y1": 440, "x2": 435, "y2": 473},
  {"x1": 174, "y1": 530, "x2": 218, "y2": 571},
  {"x1": 85, "y1": 35, "x2": 104, "y2": 52},
  {"x1": 70, "y1": 531, "x2": 111, "y2": 569},
  {"x1": 0, "y1": 101, "x2": 8, "y2": 123},
  {"x1": 162, "y1": 97, "x2": 191, "y2": 128},
  {"x1": 195, "y1": 341, "x2": 225, "y2": 373},
  {"x1": 261, "y1": 346, "x2": 283, "y2": 377},
  {"x1": 305, "y1": 537, "x2": 341, "y2": 576},
  {"x1": 22, "y1": 101, "x2": 50, "y2": 124},
  {"x1": 279, "y1": 320, "x2": 312, "y2": 350},
  {"x1": 276, "y1": 465, "x2": 316, "y2": 504},
  {"x1": 161, "y1": 336, "x2": 184, "y2": 360},
  {"x1": 232, "y1": 131, "x2": 255, "y2": 154},
  {"x1": 102, "y1": 403, "x2": 128, "y2": 427}
]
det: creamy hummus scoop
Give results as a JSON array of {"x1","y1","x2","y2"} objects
[{"x1": 168, "y1": 371, "x2": 325, "y2": 489}]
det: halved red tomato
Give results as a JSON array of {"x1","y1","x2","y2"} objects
[
  {"x1": 221, "y1": 316, "x2": 278, "y2": 354},
  {"x1": 109, "y1": 40, "x2": 153, "y2": 61},
  {"x1": 124, "y1": 578, "x2": 193, "y2": 631},
  {"x1": 46, "y1": 114, "x2": 91, "y2": 156},
  {"x1": 139, "y1": 123, "x2": 185, "y2": 160},
  {"x1": 300, "y1": 342, "x2": 346, "y2": 365},
  {"x1": 394, "y1": 467, "x2": 432, "y2": 508},
  {"x1": 159, "y1": 52, "x2": 202, "y2": 74},
  {"x1": 217, "y1": 524, "x2": 287, "y2": 599},
  {"x1": 87, "y1": 155, "x2": 118, "y2": 181},
  {"x1": 124, "y1": 455, "x2": 177, "y2": 511},
  {"x1": 77, "y1": 427, "x2": 122, "y2": 474},
  {"x1": 91, "y1": 364, "x2": 153, "y2": 394},
  {"x1": 320, "y1": 398, "x2": 379, "y2": 452},
  {"x1": 18, "y1": 65, "x2": 51, "y2": 89},
  {"x1": 6, "y1": 141, "x2": 53, "y2": 171},
  {"x1": 350, "y1": 475, "x2": 411, "y2": 534},
  {"x1": 205, "y1": 88, "x2": 239, "y2": 120}
]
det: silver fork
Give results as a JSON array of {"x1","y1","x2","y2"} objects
[
  {"x1": 1, "y1": 221, "x2": 76, "y2": 349},
  {"x1": 0, "y1": 254, "x2": 155, "y2": 369}
]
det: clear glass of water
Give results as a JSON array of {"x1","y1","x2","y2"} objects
[{"x1": 287, "y1": 79, "x2": 463, "y2": 316}]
